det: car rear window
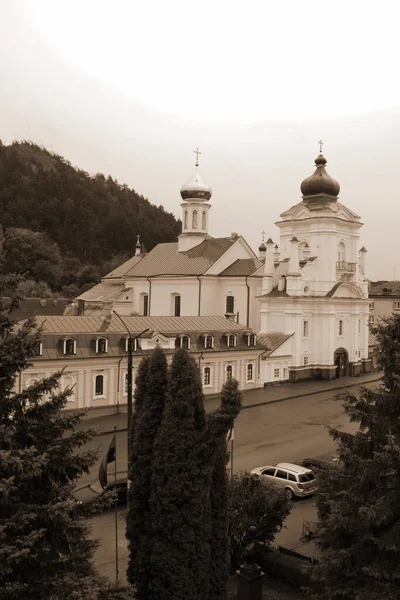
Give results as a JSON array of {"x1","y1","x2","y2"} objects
[{"x1": 299, "y1": 472, "x2": 315, "y2": 482}]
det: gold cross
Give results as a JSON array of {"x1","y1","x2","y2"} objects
[
  {"x1": 261, "y1": 230, "x2": 265, "y2": 242},
  {"x1": 319, "y1": 139, "x2": 323, "y2": 153},
  {"x1": 194, "y1": 147, "x2": 201, "y2": 167}
]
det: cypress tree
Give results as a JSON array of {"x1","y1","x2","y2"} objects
[
  {"x1": 126, "y1": 348, "x2": 168, "y2": 597},
  {"x1": 206, "y1": 378, "x2": 242, "y2": 600},
  {"x1": 149, "y1": 349, "x2": 209, "y2": 600},
  {"x1": 311, "y1": 314, "x2": 400, "y2": 600}
]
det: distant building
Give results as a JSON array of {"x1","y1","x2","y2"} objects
[
  {"x1": 10, "y1": 297, "x2": 71, "y2": 320},
  {"x1": 19, "y1": 314, "x2": 266, "y2": 415},
  {"x1": 367, "y1": 281, "x2": 400, "y2": 367},
  {"x1": 67, "y1": 148, "x2": 371, "y2": 384}
]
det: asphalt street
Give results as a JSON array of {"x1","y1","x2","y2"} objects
[{"x1": 80, "y1": 375, "x2": 381, "y2": 583}]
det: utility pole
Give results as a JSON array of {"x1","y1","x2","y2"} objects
[{"x1": 112, "y1": 311, "x2": 149, "y2": 500}]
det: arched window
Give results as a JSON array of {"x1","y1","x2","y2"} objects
[
  {"x1": 204, "y1": 334, "x2": 214, "y2": 349},
  {"x1": 142, "y1": 294, "x2": 149, "y2": 316},
  {"x1": 204, "y1": 367, "x2": 211, "y2": 386},
  {"x1": 184, "y1": 210, "x2": 188, "y2": 229},
  {"x1": 247, "y1": 363, "x2": 253, "y2": 381},
  {"x1": 338, "y1": 241, "x2": 346, "y2": 262},
  {"x1": 95, "y1": 375, "x2": 104, "y2": 396},
  {"x1": 227, "y1": 334, "x2": 236, "y2": 348},
  {"x1": 174, "y1": 295, "x2": 181, "y2": 316},
  {"x1": 96, "y1": 337, "x2": 108, "y2": 353},
  {"x1": 175, "y1": 336, "x2": 181, "y2": 348},
  {"x1": 124, "y1": 337, "x2": 138, "y2": 352},
  {"x1": 64, "y1": 338, "x2": 76, "y2": 355},
  {"x1": 202, "y1": 211, "x2": 206, "y2": 230},
  {"x1": 175, "y1": 335, "x2": 190, "y2": 349},
  {"x1": 247, "y1": 334, "x2": 256, "y2": 346},
  {"x1": 192, "y1": 210, "x2": 198, "y2": 229},
  {"x1": 226, "y1": 295, "x2": 235, "y2": 314},
  {"x1": 226, "y1": 365, "x2": 233, "y2": 381},
  {"x1": 33, "y1": 341, "x2": 43, "y2": 356}
]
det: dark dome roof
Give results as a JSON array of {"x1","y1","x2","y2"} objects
[
  {"x1": 180, "y1": 167, "x2": 212, "y2": 201},
  {"x1": 301, "y1": 153, "x2": 340, "y2": 199},
  {"x1": 258, "y1": 242, "x2": 266, "y2": 251}
]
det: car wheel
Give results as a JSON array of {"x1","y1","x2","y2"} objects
[{"x1": 285, "y1": 487, "x2": 294, "y2": 500}]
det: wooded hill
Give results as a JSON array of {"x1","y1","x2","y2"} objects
[{"x1": 0, "y1": 141, "x2": 181, "y2": 296}]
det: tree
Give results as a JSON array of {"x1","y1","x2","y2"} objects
[
  {"x1": 206, "y1": 379, "x2": 242, "y2": 600},
  {"x1": 228, "y1": 472, "x2": 291, "y2": 571},
  {"x1": 149, "y1": 349, "x2": 209, "y2": 600},
  {"x1": 311, "y1": 314, "x2": 400, "y2": 600},
  {"x1": 126, "y1": 348, "x2": 168, "y2": 597},
  {"x1": 0, "y1": 273, "x2": 134, "y2": 599}
]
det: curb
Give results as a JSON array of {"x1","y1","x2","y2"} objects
[{"x1": 93, "y1": 375, "x2": 382, "y2": 436}]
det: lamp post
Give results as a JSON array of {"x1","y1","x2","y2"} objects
[{"x1": 112, "y1": 311, "x2": 149, "y2": 491}]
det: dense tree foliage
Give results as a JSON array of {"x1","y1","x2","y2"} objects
[
  {"x1": 228, "y1": 472, "x2": 290, "y2": 571},
  {"x1": 206, "y1": 379, "x2": 242, "y2": 599},
  {"x1": 127, "y1": 348, "x2": 168, "y2": 597},
  {"x1": 0, "y1": 266, "x2": 134, "y2": 599},
  {"x1": 0, "y1": 140, "x2": 181, "y2": 294},
  {"x1": 311, "y1": 315, "x2": 400, "y2": 600}
]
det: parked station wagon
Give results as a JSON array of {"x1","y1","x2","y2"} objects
[{"x1": 250, "y1": 462, "x2": 317, "y2": 499}]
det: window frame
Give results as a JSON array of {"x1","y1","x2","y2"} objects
[
  {"x1": 184, "y1": 210, "x2": 188, "y2": 229},
  {"x1": 142, "y1": 294, "x2": 149, "y2": 316},
  {"x1": 174, "y1": 294, "x2": 181, "y2": 317},
  {"x1": 63, "y1": 338, "x2": 76, "y2": 356},
  {"x1": 338, "y1": 319, "x2": 344, "y2": 336},
  {"x1": 203, "y1": 366, "x2": 211, "y2": 387},
  {"x1": 33, "y1": 341, "x2": 43, "y2": 357},
  {"x1": 124, "y1": 337, "x2": 138, "y2": 352},
  {"x1": 226, "y1": 295, "x2": 235, "y2": 314},
  {"x1": 201, "y1": 210, "x2": 206, "y2": 230},
  {"x1": 192, "y1": 209, "x2": 198, "y2": 229},
  {"x1": 226, "y1": 365, "x2": 233, "y2": 381},
  {"x1": 94, "y1": 374, "x2": 104, "y2": 397},
  {"x1": 303, "y1": 355, "x2": 309, "y2": 366},
  {"x1": 204, "y1": 334, "x2": 214, "y2": 349},
  {"x1": 247, "y1": 363, "x2": 254, "y2": 382},
  {"x1": 303, "y1": 320, "x2": 309, "y2": 338},
  {"x1": 96, "y1": 337, "x2": 108, "y2": 354},
  {"x1": 393, "y1": 301, "x2": 400, "y2": 311},
  {"x1": 227, "y1": 334, "x2": 236, "y2": 348},
  {"x1": 273, "y1": 367, "x2": 280, "y2": 378},
  {"x1": 247, "y1": 333, "x2": 256, "y2": 346}
]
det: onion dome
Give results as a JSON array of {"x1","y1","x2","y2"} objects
[
  {"x1": 258, "y1": 242, "x2": 266, "y2": 252},
  {"x1": 301, "y1": 154, "x2": 340, "y2": 199},
  {"x1": 180, "y1": 167, "x2": 212, "y2": 201}
]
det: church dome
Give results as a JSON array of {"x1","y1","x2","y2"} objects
[
  {"x1": 180, "y1": 167, "x2": 212, "y2": 201},
  {"x1": 301, "y1": 153, "x2": 340, "y2": 199}
]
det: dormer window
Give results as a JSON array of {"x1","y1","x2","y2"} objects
[
  {"x1": 32, "y1": 341, "x2": 43, "y2": 356},
  {"x1": 247, "y1": 334, "x2": 256, "y2": 346},
  {"x1": 96, "y1": 337, "x2": 108, "y2": 353},
  {"x1": 175, "y1": 335, "x2": 190, "y2": 350},
  {"x1": 63, "y1": 338, "x2": 76, "y2": 355},
  {"x1": 203, "y1": 334, "x2": 214, "y2": 349},
  {"x1": 124, "y1": 337, "x2": 138, "y2": 352},
  {"x1": 226, "y1": 334, "x2": 236, "y2": 348}
]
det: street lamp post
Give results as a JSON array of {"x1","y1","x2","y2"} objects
[{"x1": 112, "y1": 311, "x2": 149, "y2": 493}]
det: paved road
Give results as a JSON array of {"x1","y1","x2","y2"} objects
[{"x1": 82, "y1": 376, "x2": 381, "y2": 582}]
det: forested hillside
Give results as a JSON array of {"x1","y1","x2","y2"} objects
[{"x1": 0, "y1": 141, "x2": 181, "y2": 296}]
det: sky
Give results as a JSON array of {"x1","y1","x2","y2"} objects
[{"x1": 1, "y1": 0, "x2": 400, "y2": 279}]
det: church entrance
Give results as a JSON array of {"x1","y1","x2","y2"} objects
[{"x1": 334, "y1": 348, "x2": 349, "y2": 379}]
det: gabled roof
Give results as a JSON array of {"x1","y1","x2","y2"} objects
[
  {"x1": 257, "y1": 332, "x2": 294, "y2": 357},
  {"x1": 32, "y1": 315, "x2": 254, "y2": 335},
  {"x1": 120, "y1": 237, "x2": 237, "y2": 277},
  {"x1": 76, "y1": 282, "x2": 125, "y2": 302},
  {"x1": 258, "y1": 286, "x2": 289, "y2": 298},
  {"x1": 219, "y1": 258, "x2": 263, "y2": 277},
  {"x1": 104, "y1": 255, "x2": 144, "y2": 279}
]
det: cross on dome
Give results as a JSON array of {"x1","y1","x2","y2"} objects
[
  {"x1": 194, "y1": 147, "x2": 201, "y2": 167},
  {"x1": 319, "y1": 139, "x2": 324, "y2": 153}
]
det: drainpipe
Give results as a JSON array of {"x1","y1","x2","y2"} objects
[
  {"x1": 257, "y1": 348, "x2": 270, "y2": 379},
  {"x1": 146, "y1": 277, "x2": 152, "y2": 316},
  {"x1": 116, "y1": 355, "x2": 123, "y2": 414},
  {"x1": 245, "y1": 275, "x2": 250, "y2": 327},
  {"x1": 196, "y1": 276, "x2": 202, "y2": 316}
]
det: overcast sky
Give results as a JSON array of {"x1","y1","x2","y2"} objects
[{"x1": 1, "y1": 1, "x2": 400, "y2": 279}]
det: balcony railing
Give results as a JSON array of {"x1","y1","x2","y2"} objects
[{"x1": 336, "y1": 261, "x2": 356, "y2": 272}]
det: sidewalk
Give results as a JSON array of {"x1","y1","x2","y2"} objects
[{"x1": 79, "y1": 371, "x2": 382, "y2": 436}]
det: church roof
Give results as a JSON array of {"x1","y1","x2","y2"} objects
[
  {"x1": 120, "y1": 237, "x2": 238, "y2": 277},
  {"x1": 76, "y1": 282, "x2": 126, "y2": 303},
  {"x1": 219, "y1": 258, "x2": 263, "y2": 277},
  {"x1": 104, "y1": 254, "x2": 144, "y2": 278},
  {"x1": 258, "y1": 286, "x2": 289, "y2": 298},
  {"x1": 257, "y1": 332, "x2": 294, "y2": 357}
]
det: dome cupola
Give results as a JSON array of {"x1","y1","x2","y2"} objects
[
  {"x1": 301, "y1": 150, "x2": 340, "y2": 200},
  {"x1": 180, "y1": 147, "x2": 212, "y2": 201}
]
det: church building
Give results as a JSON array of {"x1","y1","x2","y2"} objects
[{"x1": 71, "y1": 146, "x2": 371, "y2": 385}]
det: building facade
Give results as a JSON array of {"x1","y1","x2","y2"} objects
[{"x1": 20, "y1": 314, "x2": 265, "y2": 415}]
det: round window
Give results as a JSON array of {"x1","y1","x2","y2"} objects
[{"x1": 304, "y1": 285, "x2": 310, "y2": 295}]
